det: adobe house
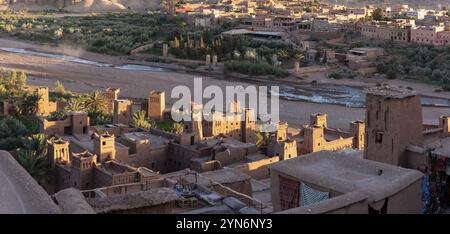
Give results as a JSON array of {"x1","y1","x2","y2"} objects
[
  {"x1": 364, "y1": 86, "x2": 424, "y2": 167},
  {"x1": 119, "y1": 131, "x2": 170, "y2": 171},
  {"x1": 271, "y1": 114, "x2": 364, "y2": 157},
  {"x1": 163, "y1": 168, "x2": 253, "y2": 204},
  {"x1": 47, "y1": 136, "x2": 162, "y2": 194},
  {"x1": 40, "y1": 111, "x2": 89, "y2": 136},
  {"x1": 270, "y1": 150, "x2": 423, "y2": 214},
  {"x1": 202, "y1": 102, "x2": 257, "y2": 144},
  {"x1": 1, "y1": 86, "x2": 64, "y2": 116},
  {"x1": 113, "y1": 99, "x2": 133, "y2": 125}
]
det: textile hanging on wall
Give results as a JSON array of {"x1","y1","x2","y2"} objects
[
  {"x1": 300, "y1": 182, "x2": 330, "y2": 207},
  {"x1": 279, "y1": 175, "x2": 300, "y2": 210}
]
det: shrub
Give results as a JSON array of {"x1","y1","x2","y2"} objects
[
  {"x1": 224, "y1": 60, "x2": 288, "y2": 77},
  {"x1": 387, "y1": 69, "x2": 397, "y2": 80},
  {"x1": 442, "y1": 84, "x2": 450, "y2": 91},
  {"x1": 328, "y1": 72, "x2": 342, "y2": 79},
  {"x1": 0, "y1": 116, "x2": 32, "y2": 150}
]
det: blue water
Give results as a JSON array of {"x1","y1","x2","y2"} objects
[{"x1": 274, "y1": 84, "x2": 450, "y2": 108}]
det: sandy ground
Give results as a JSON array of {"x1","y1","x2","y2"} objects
[{"x1": 0, "y1": 37, "x2": 449, "y2": 129}]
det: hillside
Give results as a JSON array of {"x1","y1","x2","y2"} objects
[{"x1": 1, "y1": 0, "x2": 163, "y2": 12}]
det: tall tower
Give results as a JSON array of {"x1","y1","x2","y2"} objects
[
  {"x1": 47, "y1": 137, "x2": 70, "y2": 170},
  {"x1": 184, "y1": 102, "x2": 204, "y2": 143},
  {"x1": 113, "y1": 99, "x2": 133, "y2": 124},
  {"x1": 36, "y1": 87, "x2": 50, "y2": 116},
  {"x1": 229, "y1": 100, "x2": 241, "y2": 114},
  {"x1": 71, "y1": 151, "x2": 96, "y2": 190},
  {"x1": 105, "y1": 87, "x2": 120, "y2": 113},
  {"x1": 274, "y1": 140, "x2": 298, "y2": 160},
  {"x1": 242, "y1": 108, "x2": 256, "y2": 143},
  {"x1": 276, "y1": 122, "x2": 288, "y2": 141},
  {"x1": 93, "y1": 132, "x2": 116, "y2": 163},
  {"x1": 350, "y1": 120, "x2": 365, "y2": 150},
  {"x1": 310, "y1": 113, "x2": 327, "y2": 128},
  {"x1": 302, "y1": 125, "x2": 325, "y2": 154},
  {"x1": 148, "y1": 90, "x2": 165, "y2": 120},
  {"x1": 439, "y1": 115, "x2": 450, "y2": 137},
  {"x1": 364, "y1": 86, "x2": 423, "y2": 167}
]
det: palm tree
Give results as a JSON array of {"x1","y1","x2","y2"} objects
[
  {"x1": 15, "y1": 92, "x2": 41, "y2": 115},
  {"x1": 132, "y1": 111, "x2": 151, "y2": 129},
  {"x1": 255, "y1": 131, "x2": 270, "y2": 148},
  {"x1": 294, "y1": 52, "x2": 304, "y2": 63},
  {"x1": 85, "y1": 90, "x2": 108, "y2": 114},
  {"x1": 16, "y1": 149, "x2": 49, "y2": 184},
  {"x1": 22, "y1": 134, "x2": 48, "y2": 157},
  {"x1": 171, "y1": 122, "x2": 184, "y2": 135},
  {"x1": 65, "y1": 97, "x2": 85, "y2": 112}
]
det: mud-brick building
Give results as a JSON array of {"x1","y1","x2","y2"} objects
[{"x1": 270, "y1": 150, "x2": 423, "y2": 214}]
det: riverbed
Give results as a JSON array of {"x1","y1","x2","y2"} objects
[
  {"x1": 2, "y1": 46, "x2": 450, "y2": 108},
  {"x1": 0, "y1": 38, "x2": 448, "y2": 129}
]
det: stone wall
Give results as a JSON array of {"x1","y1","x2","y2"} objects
[{"x1": 233, "y1": 156, "x2": 279, "y2": 180}]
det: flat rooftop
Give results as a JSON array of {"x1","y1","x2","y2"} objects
[
  {"x1": 137, "y1": 167, "x2": 159, "y2": 177},
  {"x1": 122, "y1": 132, "x2": 169, "y2": 147},
  {"x1": 164, "y1": 168, "x2": 251, "y2": 186},
  {"x1": 94, "y1": 123, "x2": 134, "y2": 131},
  {"x1": 66, "y1": 134, "x2": 129, "y2": 153},
  {"x1": 364, "y1": 85, "x2": 418, "y2": 99},
  {"x1": 197, "y1": 168, "x2": 251, "y2": 185},
  {"x1": 427, "y1": 137, "x2": 450, "y2": 158},
  {"x1": 98, "y1": 161, "x2": 136, "y2": 175},
  {"x1": 87, "y1": 188, "x2": 180, "y2": 214},
  {"x1": 245, "y1": 153, "x2": 270, "y2": 162},
  {"x1": 201, "y1": 137, "x2": 256, "y2": 149},
  {"x1": 270, "y1": 150, "x2": 423, "y2": 202}
]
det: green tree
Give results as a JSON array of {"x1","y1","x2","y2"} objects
[
  {"x1": 90, "y1": 112, "x2": 112, "y2": 126},
  {"x1": 15, "y1": 92, "x2": 41, "y2": 115},
  {"x1": 0, "y1": 116, "x2": 29, "y2": 150},
  {"x1": 54, "y1": 80, "x2": 67, "y2": 94},
  {"x1": 387, "y1": 69, "x2": 397, "y2": 80},
  {"x1": 171, "y1": 122, "x2": 184, "y2": 135},
  {"x1": 132, "y1": 111, "x2": 151, "y2": 129},
  {"x1": 8, "y1": 70, "x2": 19, "y2": 95},
  {"x1": 85, "y1": 90, "x2": 108, "y2": 114},
  {"x1": 294, "y1": 52, "x2": 304, "y2": 62},
  {"x1": 199, "y1": 36, "x2": 205, "y2": 49},
  {"x1": 372, "y1": 7, "x2": 385, "y2": 21},
  {"x1": 16, "y1": 149, "x2": 48, "y2": 184},
  {"x1": 255, "y1": 131, "x2": 269, "y2": 148},
  {"x1": 173, "y1": 36, "x2": 180, "y2": 48},
  {"x1": 18, "y1": 71, "x2": 27, "y2": 90},
  {"x1": 22, "y1": 134, "x2": 48, "y2": 157},
  {"x1": 65, "y1": 97, "x2": 85, "y2": 112}
]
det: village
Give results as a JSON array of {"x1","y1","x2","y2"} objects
[
  {"x1": 0, "y1": 0, "x2": 449, "y2": 215},
  {"x1": 0, "y1": 71, "x2": 448, "y2": 214}
]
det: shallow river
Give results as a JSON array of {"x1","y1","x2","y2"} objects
[{"x1": 2, "y1": 47, "x2": 450, "y2": 108}]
